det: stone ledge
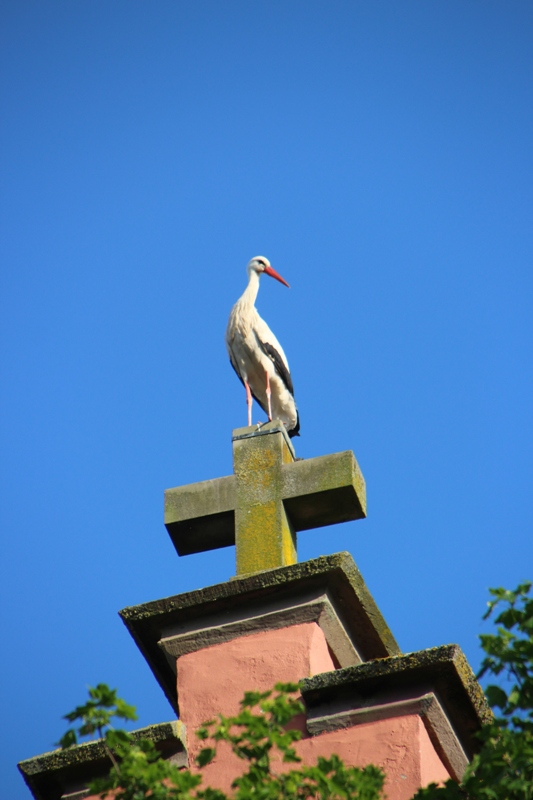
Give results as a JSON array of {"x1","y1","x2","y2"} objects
[
  {"x1": 120, "y1": 552, "x2": 400, "y2": 714},
  {"x1": 158, "y1": 591, "x2": 364, "y2": 673},
  {"x1": 18, "y1": 721, "x2": 186, "y2": 800},
  {"x1": 301, "y1": 644, "x2": 492, "y2": 770}
]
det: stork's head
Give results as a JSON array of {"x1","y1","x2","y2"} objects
[{"x1": 247, "y1": 256, "x2": 290, "y2": 288}]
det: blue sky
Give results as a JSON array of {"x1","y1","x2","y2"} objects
[{"x1": 1, "y1": 2, "x2": 532, "y2": 797}]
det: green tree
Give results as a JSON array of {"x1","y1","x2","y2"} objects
[
  {"x1": 59, "y1": 682, "x2": 384, "y2": 800},
  {"x1": 413, "y1": 581, "x2": 533, "y2": 800},
  {"x1": 60, "y1": 582, "x2": 532, "y2": 800}
]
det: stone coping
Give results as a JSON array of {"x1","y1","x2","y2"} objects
[
  {"x1": 18, "y1": 721, "x2": 186, "y2": 800},
  {"x1": 301, "y1": 644, "x2": 492, "y2": 760},
  {"x1": 232, "y1": 420, "x2": 296, "y2": 459},
  {"x1": 120, "y1": 552, "x2": 400, "y2": 714}
]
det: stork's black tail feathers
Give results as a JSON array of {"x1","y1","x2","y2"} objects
[{"x1": 288, "y1": 410, "x2": 300, "y2": 438}]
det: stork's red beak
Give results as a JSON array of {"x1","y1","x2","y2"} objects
[{"x1": 263, "y1": 264, "x2": 290, "y2": 288}]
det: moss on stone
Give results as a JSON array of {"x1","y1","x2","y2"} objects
[{"x1": 18, "y1": 722, "x2": 186, "y2": 800}]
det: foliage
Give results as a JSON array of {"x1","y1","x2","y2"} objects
[
  {"x1": 59, "y1": 684, "x2": 137, "y2": 749},
  {"x1": 413, "y1": 581, "x2": 533, "y2": 800},
  {"x1": 59, "y1": 581, "x2": 533, "y2": 799},
  {"x1": 60, "y1": 682, "x2": 384, "y2": 800}
]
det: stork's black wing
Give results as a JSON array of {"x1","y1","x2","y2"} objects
[{"x1": 255, "y1": 334, "x2": 295, "y2": 396}]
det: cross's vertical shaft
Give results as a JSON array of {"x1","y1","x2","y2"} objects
[{"x1": 232, "y1": 422, "x2": 296, "y2": 575}]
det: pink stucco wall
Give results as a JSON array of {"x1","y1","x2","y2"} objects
[
  {"x1": 176, "y1": 623, "x2": 451, "y2": 799},
  {"x1": 297, "y1": 715, "x2": 449, "y2": 800},
  {"x1": 177, "y1": 622, "x2": 335, "y2": 767}
]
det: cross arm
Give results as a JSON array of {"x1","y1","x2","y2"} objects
[
  {"x1": 164, "y1": 475, "x2": 236, "y2": 556},
  {"x1": 164, "y1": 448, "x2": 366, "y2": 561},
  {"x1": 282, "y1": 450, "x2": 366, "y2": 531}
]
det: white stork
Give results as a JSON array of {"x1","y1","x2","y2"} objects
[{"x1": 226, "y1": 256, "x2": 300, "y2": 438}]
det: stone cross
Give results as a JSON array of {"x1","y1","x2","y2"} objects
[{"x1": 164, "y1": 421, "x2": 366, "y2": 576}]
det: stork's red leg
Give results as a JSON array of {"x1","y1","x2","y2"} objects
[
  {"x1": 265, "y1": 372, "x2": 272, "y2": 421},
  {"x1": 245, "y1": 380, "x2": 253, "y2": 427}
]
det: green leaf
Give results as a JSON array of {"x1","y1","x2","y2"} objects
[
  {"x1": 197, "y1": 747, "x2": 216, "y2": 767},
  {"x1": 485, "y1": 685, "x2": 508, "y2": 710},
  {"x1": 57, "y1": 729, "x2": 77, "y2": 749}
]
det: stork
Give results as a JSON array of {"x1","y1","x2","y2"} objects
[{"x1": 226, "y1": 256, "x2": 300, "y2": 438}]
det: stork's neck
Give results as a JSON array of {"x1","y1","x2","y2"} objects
[{"x1": 238, "y1": 268, "x2": 260, "y2": 310}]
